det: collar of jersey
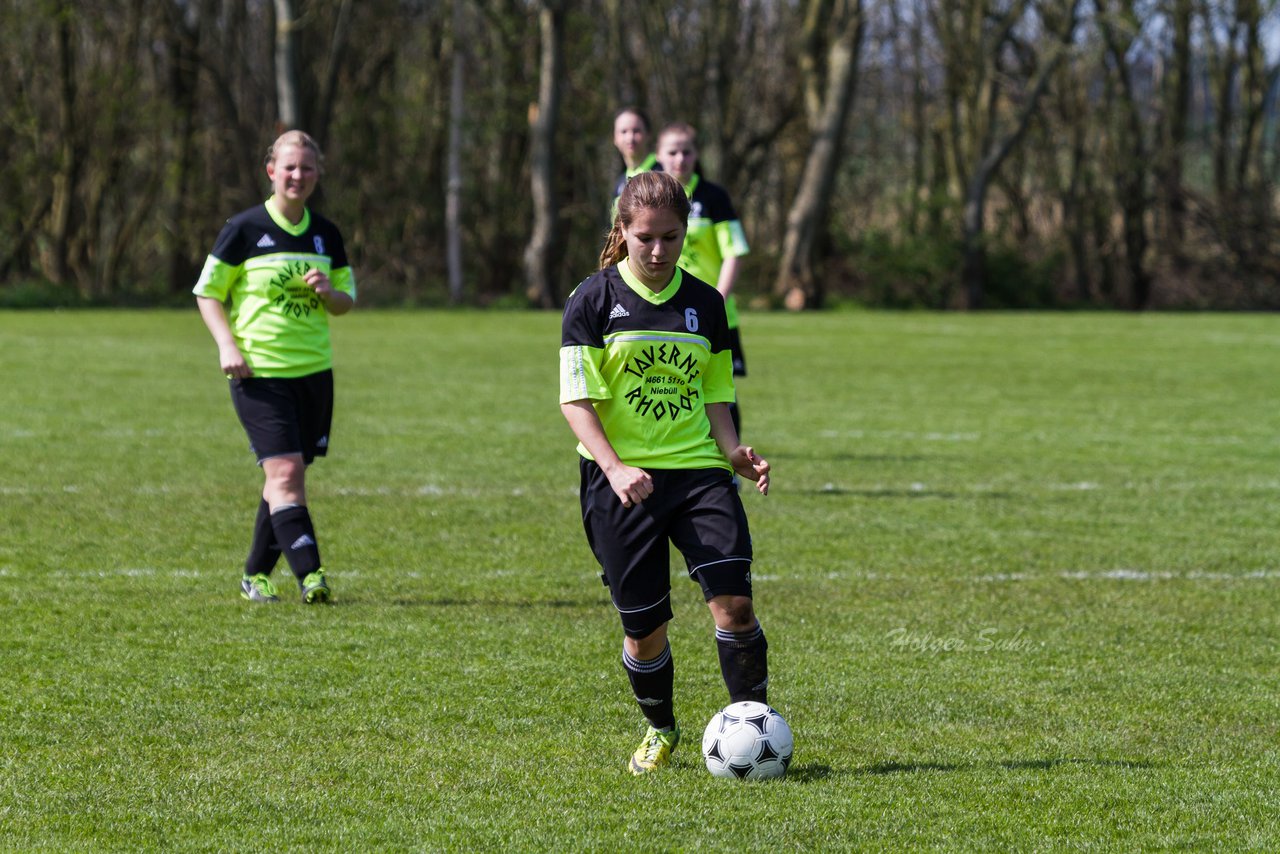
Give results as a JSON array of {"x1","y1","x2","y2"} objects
[
  {"x1": 681, "y1": 173, "x2": 701, "y2": 198},
  {"x1": 626, "y1": 152, "x2": 657, "y2": 178},
  {"x1": 264, "y1": 196, "x2": 312, "y2": 236},
  {"x1": 620, "y1": 258, "x2": 683, "y2": 304}
]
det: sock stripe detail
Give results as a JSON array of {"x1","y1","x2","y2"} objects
[
  {"x1": 622, "y1": 643, "x2": 672, "y2": 674},
  {"x1": 716, "y1": 624, "x2": 765, "y2": 647}
]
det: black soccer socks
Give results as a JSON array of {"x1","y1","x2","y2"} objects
[
  {"x1": 623, "y1": 642, "x2": 675, "y2": 730},
  {"x1": 245, "y1": 498, "x2": 282, "y2": 575},
  {"x1": 269, "y1": 503, "x2": 322, "y2": 580},
  {"x1": 716, "y1": 623, "x2": 769, "y2": 704}
]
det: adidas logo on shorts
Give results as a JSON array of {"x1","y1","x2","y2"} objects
[
  {"x1": 256, "y1": 234, "x2": 276, "y2": 248},
  {"x1": 609, "y1": 303, "x2": 630, "y2": 320}
]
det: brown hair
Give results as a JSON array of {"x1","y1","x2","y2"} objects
[
  {"x1": 614, "y1": 106, "x2": 651, "y2": 133},
  {"x1": 598, "y1": 171, "x2": 690, "y2": 269},
  {"x1": 656, "y1": 121, "x2": 697, "y2": 147},
  {"x1": 265, "y1": 129, "x2": 324, "y2": 173}
]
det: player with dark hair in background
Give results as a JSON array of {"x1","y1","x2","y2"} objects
[
  {"x1": 655, "y1": 122, "x2": 751, "y2": 437},
  {"x1": 609, "y1": 107, "x2": 656, "y2": 217},
  {"x1": 560, "y1": 170, "x2": 773, "y2": 774},
  {"x1": 194, "y1": 129, "x2": 356, "y2": 605}
]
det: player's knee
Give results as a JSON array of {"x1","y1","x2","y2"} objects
[
  {"x1": 710, "y1": 594, "x2": 756, "y2": 631},
  {"x1": 624, "y1": 622, "x2": 669, "y2": 659},
  {"x1": 263, "y1": 454, "x2": 306, "y2": 490}
]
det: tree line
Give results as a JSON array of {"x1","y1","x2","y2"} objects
[{"x1": 2, "y1": 0, "x2": 1278, "y2": 310}]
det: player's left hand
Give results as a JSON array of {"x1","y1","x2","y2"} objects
[
  {"x1": 304, "y1": 268, "x2": 334, "y2": 297},
  {"x1": 728, "y1": 445, "x2": 770, "y2": 496}
]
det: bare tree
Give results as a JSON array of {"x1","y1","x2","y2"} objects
[
  {"x1": 312, "y1": 0, "x2": 353, "y2": 145},
  {"x1": 446, "y1": 0, "x2": 466, "y2": 304},
  {"x1": 49, "y1": 0, "x2": 82, "y2": 288},
  {"x1": 1097, "y1": 1, "x2": 1154, "y2": 308},
  {"x1": 1200, "y1": 0, "x2": 1278, "y2": 278},
  {"x1": 773, "y1": 0, "x2": 863, "y2": 309},
  {"x1": 523, "y1": 0, "x2": 565, "y2": 308},
  {"x1": 933, "y1": 0, "x2": 1082, "y2": 309},
  {"x1": 273, "y1": 0, "x2": 301, "y2": 128},
  {"x1": 1156, "y1": 0, "x2": 1193, "y2": 255}
]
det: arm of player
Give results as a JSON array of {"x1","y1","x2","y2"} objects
[
  {"x1": 706, "y1": 402, "x2": 769, "y2": 495},
  {"x1": 196, "y1": 296, "x2": 252, "y2": 378},
  {"x1": 305, "y1": 268, "x2": 354, "y2": 315},
  {"x1": 716, "y1": 254, "x2": 741, "y2": 301},
  {"x1": 560, "y1": 399, "x2": 654, "y2": 508}
]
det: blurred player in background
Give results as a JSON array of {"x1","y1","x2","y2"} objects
[
  {"x1": 609, "y1": 107, "x2": 656, "y2": 218},
  {"x1": 655, "y1": 122, "x2": 750, "y2": 437}
]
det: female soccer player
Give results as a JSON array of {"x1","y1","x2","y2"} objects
[
  {"x1": 609, "y1": 107, "x2": 656, "y2": 216},
  {"x1": 194, "y1": 130, "x2": 356, "y2": 604},
  {"x1": 655, "y1": 122, "x2": 750, "y2": 435},
  {"x1": 560, "y1": 171, "x2": 772, "y2": 774}
]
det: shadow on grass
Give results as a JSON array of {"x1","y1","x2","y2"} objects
[
  {"x1": 802, "y1": 488, "x2": 1014, "y2": 500},
  {"x1": 771, "y1": 452, "x2": 940, "y2": 464},
  {"x1": 856, "y1": 757, "x2": 1160, "y2": 775},
  {"x1": 392, "y1": 596, "x2": 599, "y2": 610},
  {"x1": 784, "y1": 763, "x2": 836, "y2": 783}
]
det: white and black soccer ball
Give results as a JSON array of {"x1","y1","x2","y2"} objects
[{"x1": 701, "y1": 701, "x2": 793, "y2": 780}]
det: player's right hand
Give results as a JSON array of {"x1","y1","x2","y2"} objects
[
  {"x1": 607, "y1": 464, "x2": 653, "y2": 508},
  {"x1": 219, "y1": 342, "x2": 252, "y2": 379}
]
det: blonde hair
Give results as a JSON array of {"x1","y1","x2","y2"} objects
[
  {"x1": 265, "y1": 130, "x2": 324, "y2": 173},
  {"x1": 598, "y1": 171, "x2": 691, "y2": 269}
]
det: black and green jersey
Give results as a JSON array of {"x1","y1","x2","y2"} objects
[
  {"x1": 611, "y1": 152, "x2": 658, "y2": 209},
  {"x1": 677, "y1": 174, "x2": 749, "y2": 329},
  {"x1": 560, "y1": 260, "x2": 736, "y2": 470},
  {"x1": 193, "y1": 197, "x2": 356, "y2": 378}
]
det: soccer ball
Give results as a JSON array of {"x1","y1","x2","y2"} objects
[{"x1": 701, "y1": 701, "x2": 793, "y2": 780}]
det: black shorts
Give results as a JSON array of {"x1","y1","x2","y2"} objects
[
  {"x1": 728, "y1": 326, "x2": 747, "y2": 377},
  {"x1": 579, "y1": 458, "x2": 754, "y2": 638},
  {"x1": 229, "y1": 369, "x2": 334, "y2": 465}
]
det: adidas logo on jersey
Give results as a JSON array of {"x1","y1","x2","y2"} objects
[
  {"x1": 608, "y1": 303, "x2": 630, "y2": 320},
  {"x1": 256, "y1": 234, "x2": 276, "y2": 248}
]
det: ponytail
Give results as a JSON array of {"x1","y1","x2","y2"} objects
[
  {"x1": 598, "y1": 219, "x2": 628, "y2": 269},
  {"x1": 598, "y1": 171, "x2": 690, "y2": 271}
]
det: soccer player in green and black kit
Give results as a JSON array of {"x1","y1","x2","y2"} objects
[
  {"x1": 194, "y1": 130, "x2": 356, "y2": 604},
  {"x1": 656, "y1": 122, "x2": 751, "y2": 436},
  {"x1": 609, "y1": 107, "x2": 657, "y2": 218},
  {"x1": 561, "y1": 171, "x2": 773, "y2": 775}
]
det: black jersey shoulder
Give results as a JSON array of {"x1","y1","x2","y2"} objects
[
  {"x1": 210, "y1": 204, "x2": 348, "y2": 267},
  {"x1": 689, "y1": 179, "x2": 738, "y2": 224},
  {"x1": 561, "y1": 269, "x2": 612, "y2": 348},
  {"x1": 610, "y1": 160, "x2": 667, "y2": 202},
  {"x1": 562, "y1": 265, "x2": 730, "y2": 352}
]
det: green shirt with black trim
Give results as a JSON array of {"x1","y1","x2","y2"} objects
[
  {"x1": 609, "y1": 152, "x2": 659, "y2": 221},
  {"x1": 677, "y1": 174, "x2": 749, "y2": 329},
  {"x1": 193, "y1": 197, "x2": 356, "y2": 378},
  {"x1": 560, "y1": 260, "x2": 736, "y2": 470}
]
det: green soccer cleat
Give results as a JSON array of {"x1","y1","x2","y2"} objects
[
  {"x1": 629, "y1": 723, "x2": 680, "y2": 775},
  {"x1": 240, "y1": 573, "x2": 280, "y2": 603},
  {"x1": 300, "y1": 568, "x2": 331, "y2": 604}
]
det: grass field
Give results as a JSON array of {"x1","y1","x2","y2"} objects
[{"x1": 2, "y1": 308, "x2": 1279, "y2": 850}]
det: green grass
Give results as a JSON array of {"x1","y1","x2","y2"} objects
[{"x1": 2, "y1": 309, "x2": 1279, "y2": 850}]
